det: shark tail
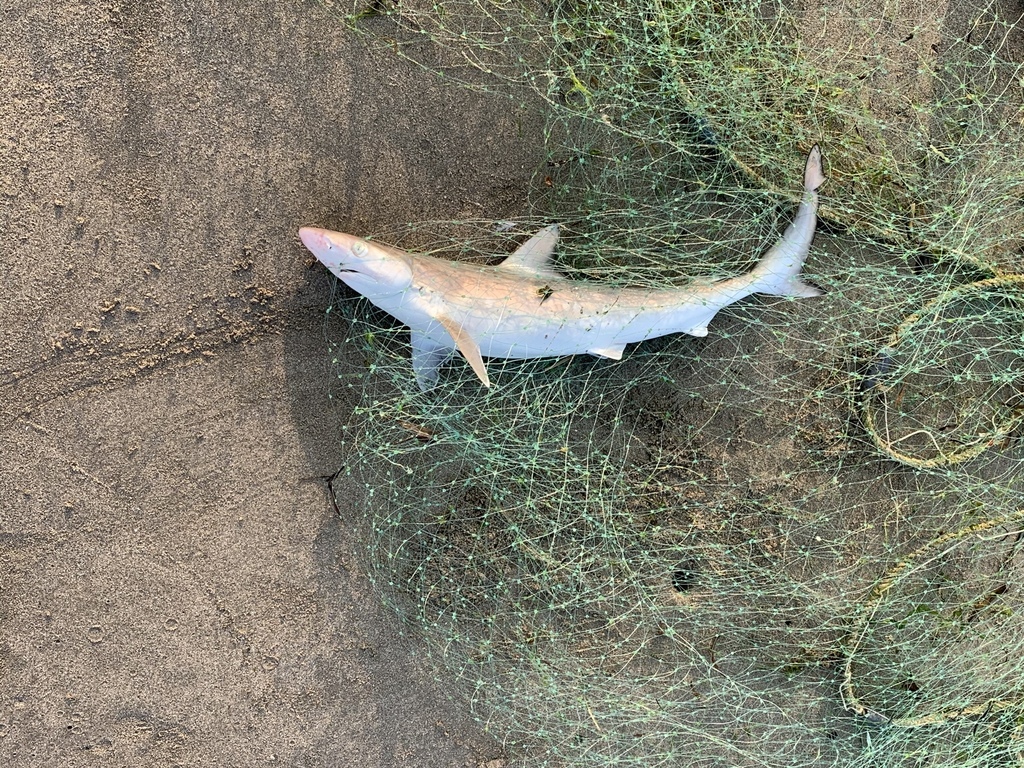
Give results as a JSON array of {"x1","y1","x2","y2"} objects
[
  {"x1": 752, "y1": 267, "x2": 823, "y2": 299},
  {"x1": 803, "y1": 144, "x2": 826, "y2": 192},
  {"x1": 747, "y1": 144, "x2": 824, "y2": 299}
]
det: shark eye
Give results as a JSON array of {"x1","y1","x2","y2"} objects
[{"x1": 352, "y1": 241, "x2": 368, "y2": 256}]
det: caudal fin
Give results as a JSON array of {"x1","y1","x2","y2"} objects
[
  {"x1": 749, "y1": 144, "x2": 825, "y2": 299},
  {"x1": 765, "y1": 276, "x2": 823, "y2": 298},
  {"x1": 804, "y1": 144, "x2": 825, "y2": 191}
]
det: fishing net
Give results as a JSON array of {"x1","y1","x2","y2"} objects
[{"x1": 318, "y1": 1, "x2": 1024, "y2": 765}]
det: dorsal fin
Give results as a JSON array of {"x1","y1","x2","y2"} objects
[
  {"x1": 435, "y1": 313, "x2": 491, "y2": 387},
  {"x1": 497, "y1": 225, "x2": 563, "y2": 279}
]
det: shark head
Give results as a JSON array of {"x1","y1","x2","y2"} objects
[{"x1": 298, "y1": 227, "x2": 414, "y2": 299}]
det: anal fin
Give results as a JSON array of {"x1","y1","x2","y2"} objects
[
  {"x1": 588, "y1": 344, "x2": 626, "y2": 360},
  {"x1": 435, "y1": 314, "x2": 491, "y2": 388}
]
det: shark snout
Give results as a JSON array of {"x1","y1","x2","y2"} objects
[
  {"x1": 299, "y1": 226, "x2": 349, "y2": 273},
  {"x1": 299, "y1": 225, "x2": 414, "y2": 290},
  {"x1": 298, "y1": 226, "x2": 329, "y2": 254}
]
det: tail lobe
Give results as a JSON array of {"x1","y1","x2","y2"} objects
[
  {"x1": 804, "y1": 144, "x2": 825, "y2": 191},
  {"x1": 750, "y1": 144, "x2": 824, "y2": 299}
]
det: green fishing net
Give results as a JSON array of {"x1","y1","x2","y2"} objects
[{"x1": 320, "y1": 1, "x2": 1024, "y2": 765}]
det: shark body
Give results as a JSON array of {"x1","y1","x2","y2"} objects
[{"x1": 300, "y1": 145, "x2": 825, "y2": 390}]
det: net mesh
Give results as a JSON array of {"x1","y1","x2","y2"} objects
[{"x1": 319, "y1": 1, "x2": 1024, "y2": 765}]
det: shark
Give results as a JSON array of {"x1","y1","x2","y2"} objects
[{"x1": 299, "y1": 145, "x2": 825, "y2": 391}]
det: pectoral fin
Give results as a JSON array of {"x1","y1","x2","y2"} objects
[
  {"x1": 411, "y1": 332, "x2": 454, "y2": 392},
  {"x1": 435, "y1": 314, "x2": 491, "y2": 388},
  {"x1": 588, "y1": 344, "x2": 626, "y2": 360}
]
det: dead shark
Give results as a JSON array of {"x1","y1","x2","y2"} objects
[{"x1": 300, "y1": 145, "x2": 825, "y2": 391}]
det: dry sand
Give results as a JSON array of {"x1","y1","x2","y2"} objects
[{"x1": 2, "y1": 1, "x2": 540, "y2": 765}]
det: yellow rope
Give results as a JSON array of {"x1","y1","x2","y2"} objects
[
  {"x1": 859, "y1": 274, "x2": 1024, "y2": 469},
  {"x1": 841, "y1": 508, "x2": 1024, "y2": 727}
]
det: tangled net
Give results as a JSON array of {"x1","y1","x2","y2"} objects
[{"x1": 319, "y1": 1, "x2": 1024, "y2": 765}]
